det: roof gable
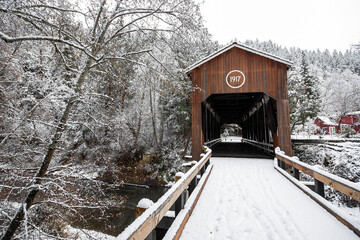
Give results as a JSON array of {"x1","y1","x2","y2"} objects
[{"x1": 185, "y1": 42, "x2": 293, "y2": 74}]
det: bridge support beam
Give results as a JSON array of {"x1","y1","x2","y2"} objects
[
  {"x1": 191, "y1": 72, "x2": 203, "y2": 161},
  {"x1": 202, "y1": 102, "x2": 221, "y2": 145},
  {"x1": 277, "y1": 99, "x2": 292, "y2": 155}
]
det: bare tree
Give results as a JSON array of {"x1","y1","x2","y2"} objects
[{"x1": 0, "y1": 0, "x2": 203, "y2": 238}]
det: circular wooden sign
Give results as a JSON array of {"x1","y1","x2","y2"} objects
[{"x1": 226, "y1": 70, "x2": 246, "y2": 89}]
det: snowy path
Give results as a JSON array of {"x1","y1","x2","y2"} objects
[{"x1": 180, "y1": 158, "x2": 358, "y2": 240}]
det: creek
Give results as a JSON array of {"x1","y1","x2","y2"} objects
[{"x1": 69, "y1": 183, "x2": 168, "y2": 236}]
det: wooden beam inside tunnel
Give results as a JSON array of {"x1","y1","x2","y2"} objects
[{"x1": 202, "y1": 92, "x2": 277, "y2": 145}]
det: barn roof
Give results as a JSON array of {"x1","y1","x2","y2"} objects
[
  {"x1": 185, "y1": 42, "x2": 293, "y2": 74},
  {"x1": 317, "y1": 116, "x2": 337, "y2": 126},
  {"x1": 347, "y1": 111, "x2": 360, "y2": 116}
]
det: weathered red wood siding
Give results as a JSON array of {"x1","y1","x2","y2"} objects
[{"x1": 190, "y1": 47, "x2": 292, "y2": 160}]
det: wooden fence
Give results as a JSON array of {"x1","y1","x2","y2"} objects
[
  {"x1": 275, "y1": 148, "x2": 360, "y2": 237},
  {"x1": 118, "y1": 147, "x2": 212, "y2": 240}
]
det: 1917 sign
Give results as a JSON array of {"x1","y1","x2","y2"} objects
[{"x1": 226, "y1": 70, "x2": 246, "y2": 89}]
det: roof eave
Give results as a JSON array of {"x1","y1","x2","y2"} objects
[{"x1": 185, "y1": 42, "x2": 293, "y2": 75}]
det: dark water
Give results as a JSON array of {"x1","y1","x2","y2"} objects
[
  {"x1": 0, "y1": 172, "x2": 168, "y2": 236},
  {"x1": 70, "y1": 184, "x2": 168, "y2": 236}
]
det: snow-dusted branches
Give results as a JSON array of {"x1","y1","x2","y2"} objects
[
  {"x1": 0, "y1": 32, "x2": 90, "y2": 55},
  {"x1": 0, "y1": 0, "x2": 211, "y2": 238}
]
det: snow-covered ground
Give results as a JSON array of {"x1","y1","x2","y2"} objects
[
  {"x1": 292, "y1": 133, "x2": 360, "y2": 141},
  {"x1": 292, "y1": 139, "x2": 360, "y2": 225},
  {"x1": 65, "y1": 225, "x2": 117, "y2": 240},
  {"x1": 180, "y1": 158, "x2": 358, "y2": 240},
  {"x1": 221, "y1": 136, "x2": 243, "y2": 143}
]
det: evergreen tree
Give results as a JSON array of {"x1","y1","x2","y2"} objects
[
  {"x1": 287, "y1": 68, "x2": 301, "y2": 132},
  {"x1": 352, "y1": 42, "x2": 360, "y2": 75},
  {"x1": 298, "y1": 51, "x2": 321, "y2": 126}
]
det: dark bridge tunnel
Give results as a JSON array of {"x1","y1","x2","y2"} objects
[{"x1": 202, "y1": 92, "x2": 278, "y2": 158}]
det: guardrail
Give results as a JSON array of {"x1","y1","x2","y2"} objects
[
  {"x1": 275, "y1": 147, "x2": 360, "y2": 236},
  {"x1": 242, "y1": 138, "x2": 274, "y2": 155},
  {"x1": 118, "y1": 147, "x2": 212, "y2": 240},
  {"x1": 204, "y1": 138, "x2": 222, "y2": 148}
]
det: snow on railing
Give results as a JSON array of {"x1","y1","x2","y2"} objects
[
  {"x1": 117, "y1": 147, "x2": 212, "y2": 240},
  {"x1": 275, "y1": 147, "x2": 360, "y2": 201},
  {"x1": 274, "y1": 147, "x2": 360, "y2": 236}
]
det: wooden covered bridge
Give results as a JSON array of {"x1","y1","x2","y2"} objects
[
  {"x1": 118, "y1": 43, "x2": 360, "y2": 240},
  {"x1": 188, "y1": 42, "x2": 292, "y2": 160}
]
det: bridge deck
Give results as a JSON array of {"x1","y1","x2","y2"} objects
[
  {"x1": 180, "y1": 157, "x2": 358, "y2": 240},
  {"x1": 211, "y1": 141, "x2": 272, "y2": 158}
]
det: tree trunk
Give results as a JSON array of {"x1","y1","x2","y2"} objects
[
  {"x1": 337, "y1": 113, "x2": 345, "y2": 133},
  {"x1": 134, "y1": 93, "x2": 145, "y2": 147},
  {"x1": 159, "y1": 96, "x2": 164, "y2": 147},
  {"x1": 149, "y1": 88, "x2": 160, "y2": 152},
  {"x1": 1, "y1": 58, "x2": 93, "y2": 240},
  {"x1": 182, "y1": 127, "x2": 191, "y2": 160}
]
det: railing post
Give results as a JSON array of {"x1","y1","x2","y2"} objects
[
  {"x1": 315, "y1": 179, "x2": 325, "y2": 198},
  {"x1": 277, "y1": 158, "x2": 285, "y2": 170},
  {"x1": 188, "y1": 162, "x2": 198, "y2": 195},
  {"x1": 175, "y1": 172, "x2": 186, "y2": 216},
  {"x1": 293, "y1": 168, "x2": 300, "y2": 180},
  {"x1": 200, "y1": 165, "x2": 205, "y2": 176},
  {"x1": 136, "y1": 198, "x2": 155, "y2": 240},
  {"x1": 205, "y1": 158, "x2": 210, "y2": 169}
]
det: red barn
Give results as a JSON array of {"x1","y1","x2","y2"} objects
[
  {"x1": 314, "y1": 116, "x2": 337, "y2": 134},
  {"x1": 340, "y1": 111, "x2": 360, "y2": 133}
]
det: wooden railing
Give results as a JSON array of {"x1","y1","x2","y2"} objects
[
  {"x1": 275, "y1": 148, "x2": 360, "y2": 236},
  {"x1": 204, "y1": 138, "x2": 222, "y2": 148},
  {"x1": 242, "y1": 138, "x2": 274, "y2": 155},
  {"x1": 118, "y1": 147, "x2": 212, "y2": 240}
]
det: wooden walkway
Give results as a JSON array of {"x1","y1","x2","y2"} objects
[
  {"x1": 179, "y1": 157, "x2": 359, "y2": 240},
  {"x1": 211, "y1": 142, "x2": 272, "y2": 158}
]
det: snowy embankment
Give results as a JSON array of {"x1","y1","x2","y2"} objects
[
  {"x1": 292, "y1": 139, "x2": 360, "y2": 209},
  {"x1": 221, "y1": 136, "x2": 243, "y2": 143},
  {"x1": 292, "y1": 133, "x2": 360, "y2": 141},
  {"x1": 180, "y1": 158, "x2": 358, "y2": 240}
]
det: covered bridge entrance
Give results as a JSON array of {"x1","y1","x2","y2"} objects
[{"x1": 186, "y1": 42, "x2": 293, "y2": 160}]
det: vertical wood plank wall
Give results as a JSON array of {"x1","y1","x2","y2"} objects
[{"x1": 190, "y1": 47, "x2": 293, "y2": 160}]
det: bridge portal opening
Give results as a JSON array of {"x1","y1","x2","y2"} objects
[{"x1": 202, "y1": 92, "x2": 278, "y2": 158}]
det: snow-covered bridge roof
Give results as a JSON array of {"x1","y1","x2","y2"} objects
[{"x1": 185, "y1": 42, "x2": 293, "y2": 74}]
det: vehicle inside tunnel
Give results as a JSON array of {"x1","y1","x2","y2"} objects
[{"x1": 202, "y1": 92, "x2": 277, "y2": 158}]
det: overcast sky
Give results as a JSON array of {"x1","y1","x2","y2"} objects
[{"x1": 197, "y1": 0, "x2": 360, "y2": 52}]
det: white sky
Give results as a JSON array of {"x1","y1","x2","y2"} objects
[{"x1": 197, "y1": 0, "x2": 360, "y2": 52}]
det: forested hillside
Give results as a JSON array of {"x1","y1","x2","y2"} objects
[
  {"x1": 242, "y1": 39, "x2": 360, "y2": 210},
  {"x1": 0, "y1": 0, "x2": 218, "y2": 238},
  {"x1": 0, "y1": 0, "x2": 359, "y2": 239},
  {"x1": 242, "y1": 39, "x2": 360, "y2": 132}
]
